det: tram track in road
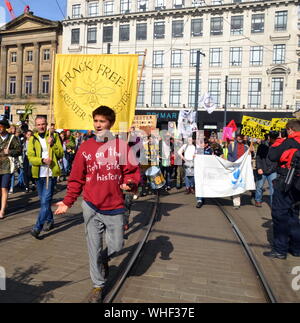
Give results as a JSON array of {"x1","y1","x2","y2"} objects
[
  {"x1": 104, "y1": 190, "x2": 278, "y2": 303},
  {"x1": 103, "y1": 190, "x2": 276, "y2": 303},
  {"x1": 214, "y1": 199, "x2": 277, "y2": 303}
]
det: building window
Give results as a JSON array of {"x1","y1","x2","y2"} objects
[
  {"x1": 136, "y1": 23, "x2": 147, "y2": 40},
  {"x1": 153, "y1": 50, "x2": 164, "y2": 68},
  {"x1": 72, "y1": 4, "x2": 81, "y2": 18},
  {"x1": 103, "y1": 26, "x2": 113, "y2": 42},
  {"x1": 9, "y1": 76, "x2": 16, "y2": 95},
  {"x1": 138, "y1": 0, "x2": 148, "y2": 11},
  {"x1": 211, "y1": 17, "x2": 223, "y2": 36},
  {"x1": 212, "y1": 0, "x2": 223, "y2": 4},
  {"x1": 250, "y1": 46, "x2": 263, "y2": 66},
  {"x1": 25, "y1": 76, "x2": 33, "y2": 95},
  {"x1": 88, "y1": 1, "x2": 99, "y2": 17},
  {"x1": 152, "y1": 80, "x2": 163, "y2": 107},
  {"x1": 172, "y1": 20, "x2": 184, "y2": 38},
  {"x1": 154, "y1": 21, "x2": 165, "y2": 39},
  {"x1": 87, "y1": 27, "x2": 97, "y2": 43},
  {"x1": 43, "y1": 49, "x2": 50, "y2": 61},
  {"x1": 298, "y1": 58, "x2": 300, "y2": 71},
  {"x1": 230, "y1": 47, "x2": 242, "y2": 66},
  {"x1": 191, "y1": 19, "x2": 203, "y2": 37},
  {"x1": 297, "y1": 79, "x2": 300, "y2": 90},
  {"x1": 120, "y1": 24, "x2": 130, "y2": 41},
  {"x1": 251, "y1": 14, "x2": 264, "y2": 33},
  {"x1": 271, "y1": 77, "x2": 284, "y2": 108},
  {"x1": 228, "y1": 78, "x2": 241, "y2": 108},
  {"x1": 42, "y1": 75, "x2": 50, "y2": 94},
  {"x1": 71, "y1": 28, "x2": 80, "y2": 44},
  {"x1": 190, "y1": 49, "x2": 203, "y2": 67},
  {"x1": 155, "y1": 0, "x2": 165, "y2": 10},
  {"x1": 171, "y1": 50, "x2": 183, "y2": 68},
  {"x1": 27, "y1": 51, "x2": 33, "y2": 62},
  {"x1": 189, "y1": 79, "x2": 201, "y2": 107},
  {"x1": 208, "y1": 79, "x2": 221, "y2": 106},
  {"x1": 104, "y1": 1, "x2": 114, "y2": 15},
  {"x1": 192, "y1": 0, "x2": 204, "y2": 7},
  {"x1": 275, "y1": 11, "x2": 288, "y2": 31},
  {"x1": 248, "y1": 78, "x2": 261, "y2": 108},
  {"x1": 170, "y1": 79, "x2": 181, "y2": 107},
  {"x1": 11, "y1": 52, "x2": 17, "y2": 63},
  {"x1": 231, "y1": 16, "x2": 243, "y2": 35},
  {"x1": 273, "y1": 44, "x2": 286, "y2": 64},
  {"x1": 120, "y1": 0, "x2": 131, "y2": 14},
  {"x1": 137, "y1": 80, "x2": 145, "y2": 106},
  {"x1": 209, "y1": 48, "x2": 222, "y2": 67},
  {"x1": 173, "y1": 0, "x2": 184, "y2": 9}
]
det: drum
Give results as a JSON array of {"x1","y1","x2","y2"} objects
[{"x1": 145, "y1": 166, "x2": 166, "y2": 190}]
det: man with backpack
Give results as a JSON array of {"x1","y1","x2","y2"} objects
[{"x1": 0, "y1": 117, "x2": 21, "y2": 219}]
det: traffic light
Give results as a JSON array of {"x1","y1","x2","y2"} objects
[{"x1": 4, "y1": 105, "x2": 10, "y2": 120}]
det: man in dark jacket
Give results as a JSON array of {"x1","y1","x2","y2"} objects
[
  {"x1": 254, "y1": 132, "x2": 278, "y2": 207},
  {"x1": 265, "y1": 119, "x2": 300, "y2": 259}
]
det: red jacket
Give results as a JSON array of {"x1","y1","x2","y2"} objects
[{"x1": 63, "y1": 137, "x2": 140, "y2": 211}]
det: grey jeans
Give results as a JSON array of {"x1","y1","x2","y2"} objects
[{"x1": 82, "y1": 201, "x2": 124, "y2": 288}]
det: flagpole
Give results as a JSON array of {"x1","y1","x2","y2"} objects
[
  {"x1": 137, "y1": 49, "x2": 147, "y2": 98},
  {"x1": 128, "y1": 49, "x2": 147, "y2": 143},
  {"x1": 46, "y1": 48, "x2": 57, "y2": 189}
]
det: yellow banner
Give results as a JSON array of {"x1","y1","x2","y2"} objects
[
  {"x1": 54, "y1": 54, "x2": 138, "y2": 131},
  {"x1": 271, "y1": 118, "x2": 296, "y2": 131},
  {"x1": 241, "y1": 116, "x2": 271, "y2": 139}
]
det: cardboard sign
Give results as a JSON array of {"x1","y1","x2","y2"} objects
[
  {"x1": 132, "y1": 115, "x2": 157, "y2": 129},
  {"x1": 241, "y1": 116, "x2": 271, "y2": 140},
  {"x1": 271, "y1": 118, "x2": 296, "y2": 131}
]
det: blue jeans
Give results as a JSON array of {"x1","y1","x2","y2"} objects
[
  {"x1": 34, "y1": 177, "x2": 57, "y2": 232},
  {"x1": 185, "y1": 176, "x2": 195, "y2": 188},
  {"x1": 255, "y1": 172, "x2": 277, "y2": 205},
  {"x1": 271, "y1": 186, "x2": 300, "y2": 255}
]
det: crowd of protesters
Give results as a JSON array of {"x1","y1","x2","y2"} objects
[
  {"x1": 1, "y1": 116, "x2": 294, "y2": 218},
  {"x1": 1, "y1": 109, "x2": 299, "y2": 303}
]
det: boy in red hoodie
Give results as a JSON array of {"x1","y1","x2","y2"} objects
[{"x1": 55, "y1": 106, "x2": 140, "y2": 302}]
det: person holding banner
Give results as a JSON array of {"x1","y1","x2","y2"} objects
[
  {"x1": 54, "y1": 106, "x2": 140, "y2": 303},
  {"x1": 28, "y1": 117, "x2": 64, "y2": 238},
  {"x1": 178, "y1": 137, "x2": 196, "y2": 194},
  {"x1": 228, "y1": 134, "x2": 249, "y2": 209}
]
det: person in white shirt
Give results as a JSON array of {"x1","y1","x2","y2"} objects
[{"x1": 178, "y1": 137, "x2": 196, "y2": 194}]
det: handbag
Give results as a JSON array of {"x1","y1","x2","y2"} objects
[{"x1": 7, "y1": 135, "x2": 15, "y2": 174}]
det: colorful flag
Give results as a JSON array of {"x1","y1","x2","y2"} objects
[{"x1": 54, "y1": 54, "x2": 139, "y2": 131}]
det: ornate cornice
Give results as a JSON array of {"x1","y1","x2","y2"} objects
[{"x1": 62, "y1": 0, "x2": 298, "y2": 26}]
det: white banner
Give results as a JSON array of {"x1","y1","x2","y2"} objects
[
  {"x1": 200, "y1": 93, "x2": 217, "y2": 114},
  {"x1": 195, "y1": 152, "x2": 255, "y2": 198},
  {"x1": 177, "y1": 109, "x2": 198, "y2": 138}
]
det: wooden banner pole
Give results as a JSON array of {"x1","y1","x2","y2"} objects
[{"x1": 128, "y1": 49, "x2": 147, "y2": 143}]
